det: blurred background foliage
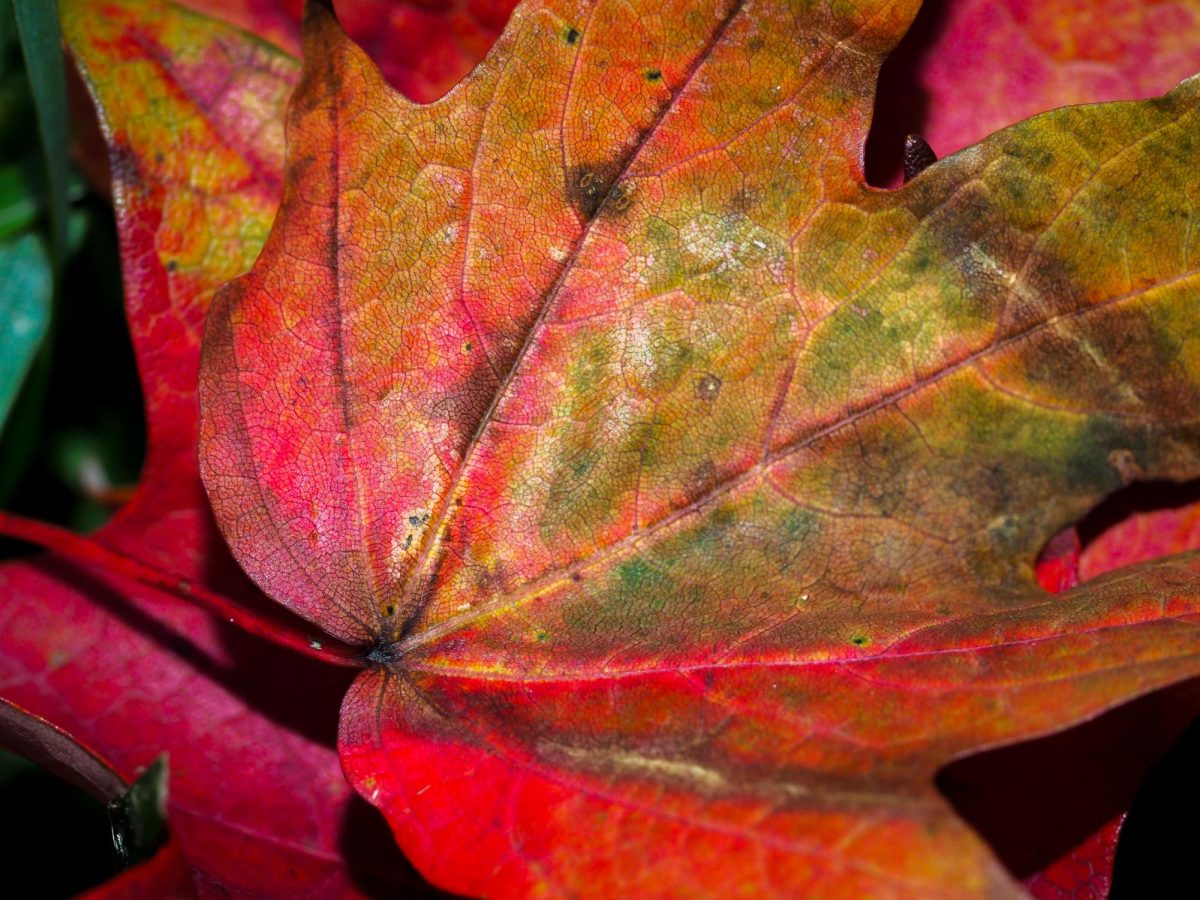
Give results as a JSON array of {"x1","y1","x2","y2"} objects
[{"x1": 0, "y1": 0, "x2": 145, "y2": 894}]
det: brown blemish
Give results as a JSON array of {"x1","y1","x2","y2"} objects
[
  {"x1": 684, "y1": 459, "x2": 718, "y2": 503},
  {"x1": 565, "y1": 163, "x2": 631, "y2": 220},
  {"x1": 1108, "y1": 449, "x2": 1144, "y2": 485},
  {"x1": 566, "y1": 166, "x2": 609, "y2": 219},
  {"x1": 696, "y1": 373, "x2": 722, "y2": 401}
]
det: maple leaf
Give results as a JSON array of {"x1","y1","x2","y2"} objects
[{"x1": 196, "y1": 0, "x2": 1200, "y2": 894}]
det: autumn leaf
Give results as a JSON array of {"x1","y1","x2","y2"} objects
[{"x1": 195, "y1": 0, "x2": 1200, "y2": 893}]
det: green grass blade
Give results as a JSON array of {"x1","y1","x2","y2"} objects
[
  {"x1": 12, "y1": 0, "x2": 67, "y2": 270},
  {"x1": 0, "y1": 0, "x2": 13, "y2": 75}
]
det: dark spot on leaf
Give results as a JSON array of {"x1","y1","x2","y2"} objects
[
  {"x1": 408, "y1": 512, "x2": 430, "y2": 526},
  {"x1": 1108, "y1": 449, "x2": 1144, "y2": 485},
  {"x1": 646, "y1": 69, "x2": 662, "y2": 82},
  {"x1": 696, "y1": 373, "x2": 722, "y2": 401},
  {"x1": 570, "y1": 571, "x2": 582, "y2": 582},
  {"x1": 166, "y1": 260, "x2": 178, "y2": 272},
  {"x1": 385, "y1": 605, "x2": 395, "y2": 617},
  {"x1": 850, "y1": 634, "x2": 870, "y2": 647},
  {"x1": 565, "y1": 163, "x2": 625, "y2": 220},
  {"x1": 366, "y1": 641, "x2": 399, "y2": 666},
  {"x1": 565, "y1": 27, "x2": 580, "y2": 45},
  {"x1": 536, "y1": 630, "x2": 548, "y2": 641},
  {"x1": 608, "y1": 181, "x2": 635, "y2": 214},
  {"x1": 684, "y1": 459, "x2": 718, "y2": 503}
]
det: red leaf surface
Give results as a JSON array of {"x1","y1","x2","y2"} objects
[
  {"x1": 918, "y1": 0, "x2": 1200, "y2": 161},
  {"x1": 1, "y1": 0, "x2": 428, "y2": 893},
  {"x1": 871, "y1": 0, "x2": 1200, "y2": 186},
  {"x1": 179, "y1": 0, "x2": 519, "y2": 101},
  {"x1": 198, "y1": 0, "x2": 1200, "y2": 894}
]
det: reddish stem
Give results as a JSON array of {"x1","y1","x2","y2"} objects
[{"x1": 0, "y1": 511, "x2": 365, "y2": 667}]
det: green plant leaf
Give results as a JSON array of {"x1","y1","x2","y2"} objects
[
  {"x1": 12, "y1": 0, "x2": 67, "y2": 269},
  {"x1": 0, "y1": 0, "x2": 13, "y2": 75},
  {"x1": 0, "y1": 232, "x2": 50, "y2": 432},
  {"x1": 106, "y1": 754, "x2": 168, "y2": 869}
]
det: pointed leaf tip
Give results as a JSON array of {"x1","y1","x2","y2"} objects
[{"x1": 301, "y1": 0, "x2": 341, "y2": 56}]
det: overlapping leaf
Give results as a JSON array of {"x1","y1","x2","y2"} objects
[
  {"x1": 917, "y1": 0, "x2": 1200, "y2": 161},
  {"x1": 179, "y1": 0, "x2": 519, "y2": 101},
  {"x1": 0, "y1": 0, "x2": 422, "y2": 893},
  {"x1": 198, "y1": 0, "x2": 1200, "y2": 894}
]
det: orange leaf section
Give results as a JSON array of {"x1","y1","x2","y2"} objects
[{"x1": 200, "y1": 0, "x2": 1200, "y2": 894}]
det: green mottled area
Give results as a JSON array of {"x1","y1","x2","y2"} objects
[
  {"x1": 915, "y1": 373, "x2": 1143, "y2": 524},
  {"x1": 549, "y1": 489, "x2": 833, "y2": 654}
]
